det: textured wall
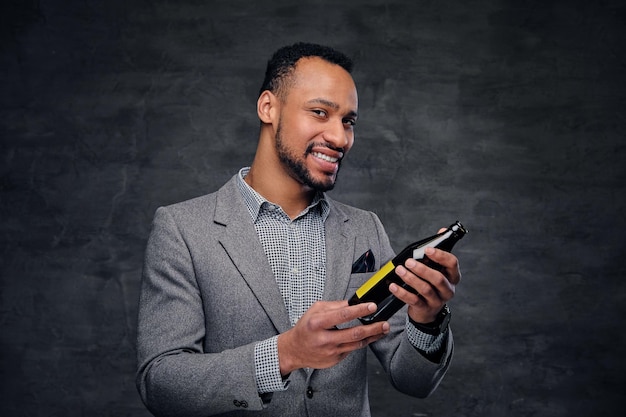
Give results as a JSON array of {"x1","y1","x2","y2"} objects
[{"x1": 1, "y1": 0, "x2": 624, "y2": 416}]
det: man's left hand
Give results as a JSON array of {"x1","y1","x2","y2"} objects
[{"x1": 389, "y1": 245, "x2": 461, "y2": 324}]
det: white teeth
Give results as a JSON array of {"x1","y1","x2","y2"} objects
[{"x1": 312, "y1": 152, "x2": 338, "y2": 163}]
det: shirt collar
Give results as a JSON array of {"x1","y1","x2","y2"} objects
[{"x1": 236, "y1": 167, "x2": 330, "y2": 222}]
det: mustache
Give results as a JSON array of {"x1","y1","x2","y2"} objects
[{"x1": 305, "y1": 142, "x2": 345, "y2": 158}]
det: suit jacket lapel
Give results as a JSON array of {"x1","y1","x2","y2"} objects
[
  {"x1": 213, "y1": 177, "x2": 292, "y2": 334},
  {"x1": 211, "y1": 179, "x2": 357, "y2": 334},
  {"x1": 322, "y1": 199, "x2": 355, "y2": 302}
]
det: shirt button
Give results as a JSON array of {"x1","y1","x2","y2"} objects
[{"x1": 306, "y1": 386, "x2": 314, "y2": 399}]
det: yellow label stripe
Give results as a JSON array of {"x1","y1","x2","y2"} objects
[{"x1": 355, "y1": 261, "x2": 395, "y2": 298}]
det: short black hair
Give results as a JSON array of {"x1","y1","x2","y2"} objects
[{"x1": 258, "y1": 42, "x2": 354, "y2": 99}]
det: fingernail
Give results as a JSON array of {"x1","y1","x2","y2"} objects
[
  {"x1": 425, "y1": 247, "x2": 435, "y2": 255},
  {"x1": 368, "y1": 303, "x2": 377, "y2": 312},
  {"x1": 405, "y1": 258, "x2": 416, "y2": 268},
  {"x1": 382, "y1": 322, "x2": 390, "y2": 333},
  {"x1": 389, "y1": 283, "x2": 398, "y2": 293}
]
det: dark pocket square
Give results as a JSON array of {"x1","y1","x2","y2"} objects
[{"x1": 351, "y1": 249, "x2": 375, "y2": 273}]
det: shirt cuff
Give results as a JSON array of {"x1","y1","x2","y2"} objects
[
  {"x1": 405, "y1": 316, "x2": 448, "y2": 355},
  {"x1": 254, "y1": 336, "x2": 289, "y2": 394}
]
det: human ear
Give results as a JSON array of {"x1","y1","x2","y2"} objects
[{"x1": 257, "y1": 90, "x2": 277, "y2": 124}]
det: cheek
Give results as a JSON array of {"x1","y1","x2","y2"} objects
[
  {"x1": 286, "y1": 117, "x2": 316, "y2": 138},
  {"x1": 345, "y1": 132, "x2": 355, "y2": 151},
  {"x1": 301, "y1": 125, "x2": 328, "y2": 146}
]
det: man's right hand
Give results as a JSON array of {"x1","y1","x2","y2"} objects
[{"x1": 276, "y1": 300, "x2": 390, "y2": 376}]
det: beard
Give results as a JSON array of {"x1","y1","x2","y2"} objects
[{"x1": 275, "y1": 120, "x2": 342, "y2": 192}]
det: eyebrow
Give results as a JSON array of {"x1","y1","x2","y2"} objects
[{"x1": 307, "y1": 98, "x2": 358, "y2": 118}]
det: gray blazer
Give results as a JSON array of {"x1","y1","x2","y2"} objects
[{"x1": 136, "y1": 175, "x2": 453, "y2": 417}]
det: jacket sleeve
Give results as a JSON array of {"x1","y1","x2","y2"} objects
[
  {"x1": 366, "y1": 211, "x2": 454, "y2": 398},
  {"x1": 135, "y1": 207, "x2": 266, "y2": 416}
]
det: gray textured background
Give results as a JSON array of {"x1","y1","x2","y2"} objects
[{"x1": 1, "y1": 0, "x2": 625, "y2": 416}]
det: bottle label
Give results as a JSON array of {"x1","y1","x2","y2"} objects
[
  {"x1": 412, "y1": 246, "x2": 426, "y2": 260},
  {"x1": 355, "y1": 261, "x2": 395, "y2": 298}
]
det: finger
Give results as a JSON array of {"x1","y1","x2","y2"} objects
[
  {"x1": 423, "y1": 248, "x2": 462, "y2": 285},
  {"x1": 337, "y1": 334, "x2": 387, "y2": 355},
  {"x1": 314, "y1": 299, "x2": 351, "y2": 311},
  {"x1": 395, "y1": 262, "x2": 454, "y2": 302},
  {"x1": 345, "y1": 321, "x2": 390, "y2": 342},
  {"x1": 336, "y1": 322, "x2": 390, "y2": 352},
  {"x1": 339, "y1": 302, "x2": 378, "y2": 324},
  {"x1": 309, "y1": 301, "x2": 378, "y2": 330},
  {"x1": 389, "y1": 280, "x2": 429, "y2": 305},
  {"x1": 406, "y1": 258, "x2": 455, "y2": 295}
]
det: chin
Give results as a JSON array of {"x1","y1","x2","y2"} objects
[{"x1": 308, "y1": 176, "x2": 337, "y2": 192}]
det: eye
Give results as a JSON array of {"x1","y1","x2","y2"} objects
[
  {"x1": 312, "y1": 109, "x2": 327, "y2": 118},
  {"x1": 343, "y1": 118, "x2": 356, "y2": 127}
]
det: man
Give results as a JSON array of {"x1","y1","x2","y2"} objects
[{"x1": 136, "y1": 42, "x2": 461, "y2": 417}]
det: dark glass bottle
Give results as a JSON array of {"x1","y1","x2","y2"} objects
[{"x1": 348, "y1": 221, "x2": 467, "y2": 324}]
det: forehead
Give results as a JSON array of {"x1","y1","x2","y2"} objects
[{"x1": 286, "y1": 57, "x2": 358, "y2": 108}]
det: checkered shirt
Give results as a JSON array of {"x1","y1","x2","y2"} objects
[{"x1": 236, "y1": 168, "x2": 446, "y2": 394}]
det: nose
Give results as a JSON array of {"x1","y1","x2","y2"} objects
[{"x1": 323, "y1": 118, "x2": 353, "y2": 150}]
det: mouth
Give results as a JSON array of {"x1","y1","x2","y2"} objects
[{"x1": 311, "y1": 151, "x2": 340, "y2": 163}]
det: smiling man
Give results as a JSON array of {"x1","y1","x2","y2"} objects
[
  {"x1": 136, "y1": 42, "x2": 461, "y2": 417},
  {"x1": 245, "y1": 54, "x2": 358, "y2": 217}
]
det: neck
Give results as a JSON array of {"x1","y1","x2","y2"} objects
[{"x1": 245, "y1": 162, "x2": 316, "y2": 220}]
